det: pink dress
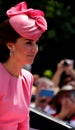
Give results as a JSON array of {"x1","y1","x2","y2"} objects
[{"x1": 0, "y1": 63, "x2": 33, "y2": 130}]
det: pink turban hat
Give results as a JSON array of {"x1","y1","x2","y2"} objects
[{"x1": 6, "y1": 1, "x2": 47, "y2": 40}]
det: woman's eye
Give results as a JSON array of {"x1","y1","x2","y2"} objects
[
  {"x1": 26, "y1": 41, "x2": 32, "y2": 44},
  {"x1": 25, "y1": 40, "x2": 39, "y2": 45}
]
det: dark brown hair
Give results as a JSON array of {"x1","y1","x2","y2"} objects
[{"x1": 0, "y1": 19, "x2": 21, "y2": 63}]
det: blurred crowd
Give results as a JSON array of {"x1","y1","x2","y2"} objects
[{"x1": 25, "y1": 59, "x2": 75, "y2": 128}]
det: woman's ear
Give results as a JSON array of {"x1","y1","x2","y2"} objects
[
  {"x1": 6, "y1": 42, "x2": 14, "y2": 50},
  {"x1": 6, "y1": 42, "x2": 14, "y2": 56}
]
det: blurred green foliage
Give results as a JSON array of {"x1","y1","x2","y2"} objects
[{"x1": 46, "y1": 0, "x2": 75, "y2": 42}]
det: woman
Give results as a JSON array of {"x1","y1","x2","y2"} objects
[{"x1": 0, "y1": 1, "x2": 47, "y2": 130}]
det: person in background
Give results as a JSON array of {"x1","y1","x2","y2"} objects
[
  {"x1": 35, "y1": 77, "x2": 56, "y2": 96},
  {"x1": 48, "y1": 85, "x2": 75, "y2": 128},
  {"x1": 31, "y1": 74, "x2": 40, "y2": 107},
  {"x1": 33, "y1": 74, "x2": 40, "y2": 86},
  {"x1": 52, "y1": 59, "x2": 75, "y2": 89},
  {"x1": 31, "y1": 77, "x2": 56, "y2": 112},
  {"x1": 0, "y1": 1, "x2": 47, "y2": 130}
]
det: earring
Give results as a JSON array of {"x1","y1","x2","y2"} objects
[{"x1": 10, "y1": 50, "x2": 13, "y2": 57}]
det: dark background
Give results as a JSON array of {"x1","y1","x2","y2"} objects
[{"x1": 31, "y1": 39, "x2": 75, "y2": 76}]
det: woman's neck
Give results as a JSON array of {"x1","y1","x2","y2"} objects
[{"x1": 3, "y1": 60, "x2": 22, "y2": 78}]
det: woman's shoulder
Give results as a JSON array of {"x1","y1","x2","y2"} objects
[
  {"x1": 21, "y1": 68, "x2": 33, "y2": 82},
  {"x1": 0, "y1": 63, "x2": 7, "y2": 77},
  {"x1": 22, "y1": 68, "x2": 33, "y2": 77},
  {"x1": 21, "y1": 68, "x2": 34, "y2": 93}
]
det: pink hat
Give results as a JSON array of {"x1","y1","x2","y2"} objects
[{"x1": 6, "y1": 1, "x2": 47, "y2": 40}]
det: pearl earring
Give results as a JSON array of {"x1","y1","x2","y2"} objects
[{"x1": 10, "y1": 50, "x2": 13, "y2": 56}]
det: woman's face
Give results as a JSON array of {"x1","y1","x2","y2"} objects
[{"x1": 9, "y1": 37, "x2": 39, "y2": 65}]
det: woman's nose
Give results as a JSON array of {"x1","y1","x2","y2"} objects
[{"x1": 32, "y1": 44, "x2": 38, "y2": 53}]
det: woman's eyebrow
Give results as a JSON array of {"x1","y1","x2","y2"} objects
[
  {"x1": 25, "y1": 39, "x2": 33, "y2": 41},
  {"x1": 24, "y1": 38, "x2": 39, "y2": 43},
  {"x1": 24, "y1": 39, "x2": 33, "y2": 42}
]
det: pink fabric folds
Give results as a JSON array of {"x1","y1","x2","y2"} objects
[{"x1": 6, "y1": 1, "x2": 47, "y2": 40}]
